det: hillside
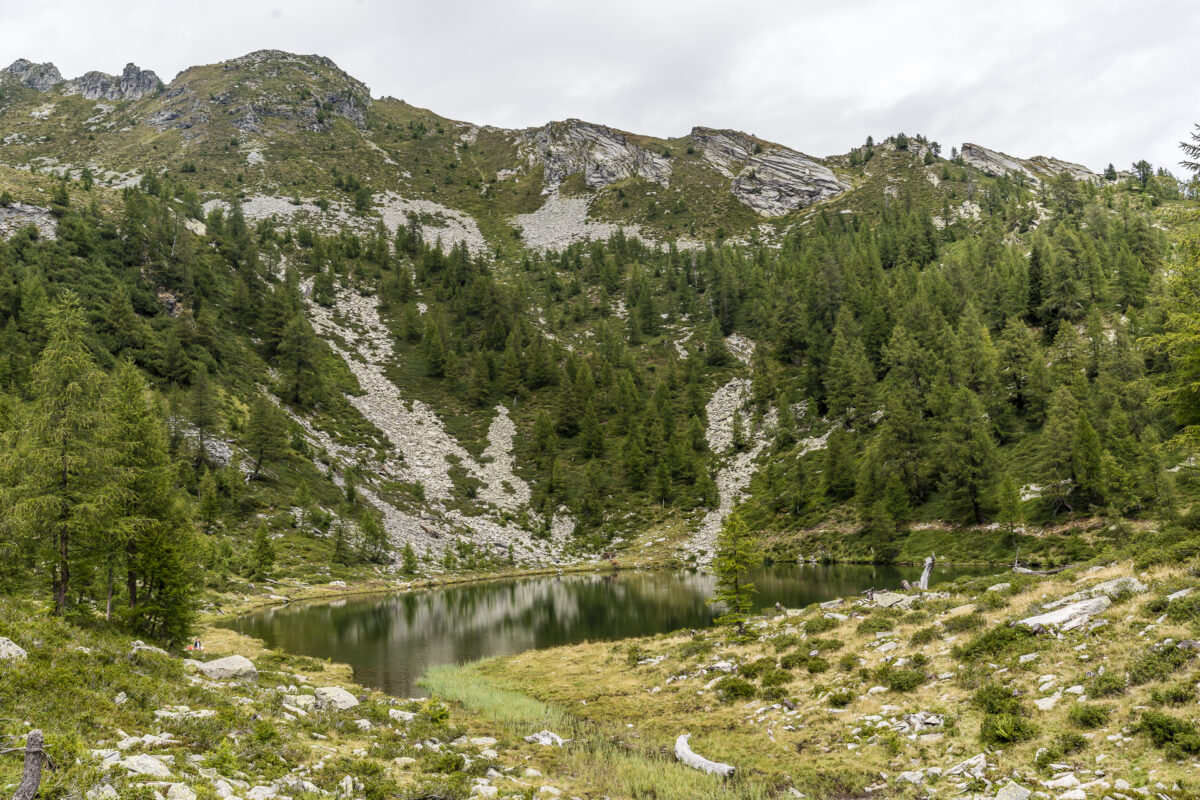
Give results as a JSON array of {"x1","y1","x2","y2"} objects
[{"x1": 0, "y1": 48, "x2": 1197, "y2": 632}]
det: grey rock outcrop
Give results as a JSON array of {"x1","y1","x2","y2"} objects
[
  {"x1": 521, "y1": 119, "x2": 672, "y2": 190},
  {"x1": 152, "y1": 51, "x2": 371, "y2": 134},
  {"x1": 0, "y1": 203, "x2": 57, "y2": 240},
  {"x1": 2, "y1": 59, "x2": 62, "y2": 91},
  {"x1": 1016, "y1": 596, "x2": 1111, "y2": 630},
  {"x1": 960, "y1": 143, "x2": 1097, "y2": 184},
  {"x1": 65, "y1": 63, "x2": 162, "y2": 101},
  {"x1": 690, "y1": 127, "x2": 848, "y2": 216}
]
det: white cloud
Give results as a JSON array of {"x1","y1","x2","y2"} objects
[{"x1": 0, "y1": 0, "x2": 1196, "y2": 172}]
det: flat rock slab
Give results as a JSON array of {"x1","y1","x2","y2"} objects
[{"x1": 1017, "y1": 596, "x2": 1111, "y2": 629}]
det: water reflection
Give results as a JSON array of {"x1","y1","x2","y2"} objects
[{"x1": 227, "y1": 563, "x2": 997, "y2": 696}]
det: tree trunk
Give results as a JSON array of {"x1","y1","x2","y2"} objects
[
  {"x1": 12, "y1": 729, "x2": 45, "y2": 800},
  {"x1": 105, "y1": 561, "x2": 114, "y2": 621},
  {"x1": 918, "y1": 554, "x2": 935, "y2": 591}
]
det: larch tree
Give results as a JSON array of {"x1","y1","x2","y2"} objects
[
  {"x1": 244, "y1": 393, "x2": 290, "y2": 481},
  {"x1": 7, "y1": 293, "x2": 109, "y2": 615},
  {"x1": 709, "y1": 509, "x2": 762, "y2": 635}
]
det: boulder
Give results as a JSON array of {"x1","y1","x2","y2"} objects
[
  {"x1": 872, "y1": 591, "x2": 914, "y2": 609},
  {"x1": 314, "y1": 686, "x2": 359, "y2": 711},
  {"x1": 121, "y1": 753, "x2": 172, "y2": 778},
  {"x1": 167, "y1": 785, "x2": 197, "y2": 800},
  {"x1": 1017, "y1": 596, "x2": 1111, "y2": 630},
  {"x1": 987, "y1": 582, "x2": 1011, "y2": 592},
  {"x1": 283, "y1": 694, "x2": 315, "y2": 709},
  {"x1": 0, "y1": 636, "x2": 28, "y2": 660},
  {"x1": 1044, "y1": 577, "x2": 1148, "y2": 609},
  {"x1": 995, "y1": 780, "x2": 1032, "y2": 800},
  {"x1": 195, "y1": 655, "x2": 258, "y2": 681},
  {"x1": 524, "y1": 730, "x2": 568, "y2": 746}
]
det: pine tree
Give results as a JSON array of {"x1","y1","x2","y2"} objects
[
  {"x1": 244, "y1": 394, "x2": 289, "y2": 481},
  {"x1": 709, "y1": 509, "x2": 762, "y2": 635},
  {"x1": 5, "y1": 293, "x2": 109, "y2": 615}
]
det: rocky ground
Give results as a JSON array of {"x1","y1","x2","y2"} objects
[
  {"x1": 304, "y1": 287, "x2": 566, "y2": 564},
  {"x1": 6, "y1": 556, "x2": 1200, "y2": 799}
]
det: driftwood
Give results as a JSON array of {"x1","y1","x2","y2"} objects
[
  {"x1": 10, "y1": 729, "x2": 47, "y2": 800},
  {"x1": 675, "y1": 733, "x2": 735, "y2": 777},
  {"x1": 1013, "y1": 562, "x2": 1072, "y2": 575}
]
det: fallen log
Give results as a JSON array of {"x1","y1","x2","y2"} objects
[
  {"x1": 675, "y1": 733, "x2": 734, "y2": 777},
  {"x1": 1013, "y1": 563, "x2": 1072, "y2": 575}
]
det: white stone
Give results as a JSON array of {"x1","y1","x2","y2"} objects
[
  {"x1": 524, "y1": 730, "x2": 568, "y2": 747},
  {"x1": 389, "y1": 708, "x2": 416, "y2": 723},
  {"x1": 898, "y1": 771, "x2": 925, "y2": 785}
]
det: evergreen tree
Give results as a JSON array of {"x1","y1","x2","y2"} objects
[
  {"x1": 709, "y1": 509, "x2": 762, "y2": 635},
  {"x1": 938, "y1": 388, "x2": 997, "y2": 522},
  {"x1": 244, "y1": 394, "x2": 290, "y2": 481},
  {"x1": 251, "y1": 522, "x2": 275, "y2": 579},
  {"x1": 189, "y1": 365, "x2": 221, "y2": 465},
  {"x1": 401, "y1": 541, "x2": 419, "y2": 575},
  {"x1": 5, "y1": 294, "x2": 109, "y2": 615}
]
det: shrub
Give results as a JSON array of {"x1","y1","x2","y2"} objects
[
  {"x1": 740, "y1": 657, "x2": 776, "y2": 680},
  {"x1": 837, "y1": 654, "x2": 858, "y2": 672},
  {"x1": 715, "y1": 676, "x2": 756, "y2": 702},
  {"x1": 761, "y1": 668, "x2": 792, "y2": 688},
  {"x1": 806, "y1": 657, "x2": 830, "y2": 674},
  {"x1": 809, "y1": 637, "x2": 844, "y2": 653},
  {"x1": 1138, "y1": 710, "x2": 1200, "y2": 756},
  {"x1": 1151, "y1": 684, "x2": 1195, "y2": 706},
  {"x1": 1129, "y1": 642, "x2": 1195, "y2": 686},
  {"x1": 976, "y1": 592, "x2": 1008, "y2": 611},
  {"x1": 980, "y1": 713, "x2": 1038, "y2": 745},
  {"x1": 857, "y1": 615, "x2": 896, "y2": 635},
  {"x1": 772, "y1": 634, "x2": 802, "y2": 652},
  {"x1": 1165, "y1": 596, "x2": 1200, "y2": 624},
  {"x1": 973, "y1": 683, "x2": 1022, "y2": 715},
  {"x1": 780, "y1": 652, "x2": 809, "y2": 671},
  {"x1": 878, "y1": 666, "x2": 925, "y2": 693},
  {"x1": 1090, "y1": 672, "x2": 1126, "y2": 697},
  {"x1": 1068, "y1": 703, "x2": 1111, "y2": 729},
  {"x1": 1055, "y1": 731, "x2": 1087, "y2": 754},
  {"x1": 910, "y1": 626, "x2": 940, "y2": 645},
  {"x1": 944, "y1": 613, "x2": 986, "y2": 634},
  {"x1": 953, "y1": 624, "x2": 1036, "y2": 660},
  {"x1": 828, "y1": 689, "x2": 855, "y2": 708},
  {"x1": 804, "y1": 616, "x2": 839, "y2": 635}
]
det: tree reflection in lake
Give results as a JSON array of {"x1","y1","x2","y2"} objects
[{"x1": 227, "y1": 562, "x2": 996, "y2": 696}]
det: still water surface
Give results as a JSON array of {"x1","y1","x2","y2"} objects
[{"x1": 228, "y1": 563, "x2": 997, "y2": 696}]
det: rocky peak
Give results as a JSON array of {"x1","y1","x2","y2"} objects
[
  {"x1": 960, "y1": 142, "x2": 1097, "y2": 184},
  {"x1": 2, "y1": 59, "x2": 63, "y2": 91},
  {"x1": 521, "y1": 119, "x2": 672, "y2": 191},
  {"x1": 65, "y1": 63, "x2": 162, "y2": 101},
  {"x1": 690, "y1": 127, "x2": 848, "y2": 216}
]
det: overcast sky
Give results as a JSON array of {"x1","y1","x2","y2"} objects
[{"x1": 2, "y1": 0, "x2": 1197, "y2": 172}]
